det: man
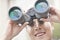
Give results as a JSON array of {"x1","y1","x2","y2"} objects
[
  {"x1": 26, "y1": 19, "x2": 54, "y2": 40},
  {"x1": 4, "y1": 7, "x2": 60, "y2": 40}
]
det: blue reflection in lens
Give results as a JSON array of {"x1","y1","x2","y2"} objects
[
  {"x1": 9, "y1": 10, "x2": 21, "y2": 20},
  {"x1": 35, "y1": 2, "x2": 48, "y2": 13}
]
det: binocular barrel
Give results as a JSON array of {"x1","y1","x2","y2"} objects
[
  {"x1": 9, "y1": 7, "x2": 31, "y2": 24},
  {"x1": 34, "y1": 0, "x2": 49, "y2": 19},
  {"x1": 8, "y1": 0, "x2": 49, "y2": 24},
  {"x1": 26, "y1": 0, "x2": 49, "y2": 19}
]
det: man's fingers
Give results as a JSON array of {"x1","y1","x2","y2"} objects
[
  {"x1": 49, "y1": 7, "x2": 56, "y2": 15},
  {"x1": 9, "y1": 20, "x2": 13, "y2": 24},
  {"x1": 8, "y1": 20, "x2": 14, "y2": 27},
  {"x1": 40, "y1": 18, "x2": 50, "y2": 22},
  {"x1": 21, "y1": 22, "x2": 29, "y2": 27},
  {"x1": 9, "y1": 20, "x2": 18, "y2": 27}
]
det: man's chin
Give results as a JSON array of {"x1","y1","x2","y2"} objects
[{"x1": 30, "y1": 34, "x2": 51, "y2": 40}]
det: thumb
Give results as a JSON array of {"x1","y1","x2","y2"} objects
[
  {"x1": 19, "y1": 22, "x2": 29, "y2": 29},
  {"x1": 40, "y1": 18, "x2": 50, "y2": 22},
  {"x1": 21, "y1": 22, "x2": 29, "y2": 27}
]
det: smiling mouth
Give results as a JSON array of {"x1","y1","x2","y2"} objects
[{"x1": 35, "y1": 32, "x2": 46, "y2": 37}]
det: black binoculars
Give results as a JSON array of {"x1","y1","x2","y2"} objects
[{"x1": 8, "y1": 0, "x2": 49, "y2": 24}]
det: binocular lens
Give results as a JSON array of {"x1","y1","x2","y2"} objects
[
  {"x1": 35, "y1": 0, "x2": 49, "y2": 14},
  {"x1": 34, "y1": 0, "x2": 49, "y2": 19},
  {"x1": 9, "y1": 7, "x2": 22, "y2": 21},
  {"x1": 9, "y1": 0, "x2": 49, "y2": 24},
  {"x1": 36, "y1": 2, "x2": 47, "y2": 13}
]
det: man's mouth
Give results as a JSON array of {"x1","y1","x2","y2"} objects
[{"x1": 35, "y1": 32, "x2": 46, "y2": 37}]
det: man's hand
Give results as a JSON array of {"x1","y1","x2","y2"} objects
[
  {"x1": 5, "y1": 20, "x2": 29, "y2": 40},
  {"x1": 40, "y1": 7, "x2": 60, "y2": 23}
]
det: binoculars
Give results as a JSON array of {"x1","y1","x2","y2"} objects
[{"x1": 8, "y1": 0, "x2": 49, "y2": 24}]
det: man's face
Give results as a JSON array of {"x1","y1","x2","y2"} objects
[{"x1": 27, "y1": 19, "x2": 53, "y2": 40}]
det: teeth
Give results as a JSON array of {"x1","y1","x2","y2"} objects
[{"x1": 36, "y1": 33, "x2": 44, "y2": 37}]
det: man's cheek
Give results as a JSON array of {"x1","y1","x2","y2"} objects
[{"x1": 44, "y1": 22, "x2": 54, "y2": 33}]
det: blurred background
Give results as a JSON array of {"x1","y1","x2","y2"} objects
[{"x1": 0, "y1": 0, "x2": 60, "y2": 40}]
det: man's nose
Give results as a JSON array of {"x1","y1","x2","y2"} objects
[{"x1": 33, "y1": 19, "x2": 41, "y2": 30}]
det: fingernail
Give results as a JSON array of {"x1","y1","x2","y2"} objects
[
  {"x1": 40, "y1": 18, "x2": 44, "y2": 20},
  {"x1": 33, "y1": 19, "x2": 37, "y2": 22},
  {"x1": 26, "y1": 22, "x2": 29, "y2": 24},
  {"x1": 18, "y1": 24, "x2": 22, "y2": 26}
]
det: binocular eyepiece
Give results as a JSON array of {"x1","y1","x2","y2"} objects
[{"x1": 9, "y1": 0, "x2": 49, "y2": 24}]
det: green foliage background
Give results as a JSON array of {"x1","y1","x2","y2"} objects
[{"x1": 53, "y1": 23, "x2": 60, "y2": 39}]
